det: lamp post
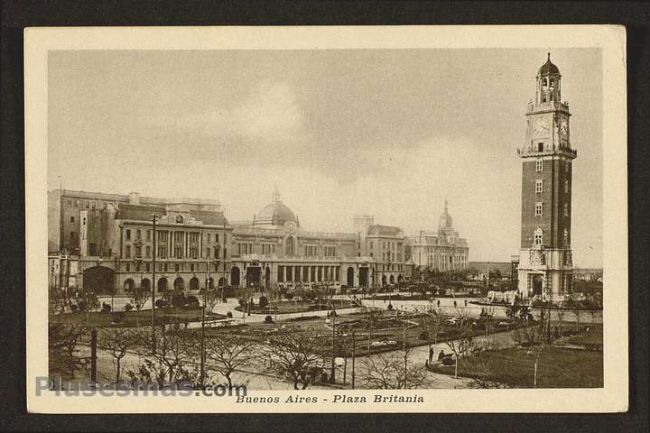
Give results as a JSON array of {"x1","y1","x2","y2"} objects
[{"x1": 151, "y1": 213, "x2": 157, "y2": 354}]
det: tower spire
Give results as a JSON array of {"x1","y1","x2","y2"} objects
[{"x1": 273, "y1": 186, "x2": 281, "y2": 203}]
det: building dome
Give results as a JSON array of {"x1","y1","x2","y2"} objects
[
  {"x1": 438, "y1": 200, "x2": 453, "y2": 229},
  {"x1": 254, "y1": 189, "x2": 299, "y2": 227},
  {"x1": 538, "y1": 52, "x2": 560, "y2": 75}
]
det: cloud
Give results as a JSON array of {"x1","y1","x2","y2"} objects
[{"x1": 154, "y1": 81, "x2": 303, "y2": 144}]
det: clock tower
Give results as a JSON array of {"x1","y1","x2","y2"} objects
[{"x1": 517, "y1": 54, "x2": 577, "y2": 301}]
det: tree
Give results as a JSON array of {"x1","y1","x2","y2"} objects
[
  {"x1": 76, "y1": 289, "x2": 100, "y2": 313},
  {"x1": 446, "y1": 317, "x2": 477, "y2": 379},
  {"x1": 263, "y1": 328, "x2": 325, "y2": 390},
  {"x1": 421, "y1": 309, "x2": 445, "y2": 361},
  {"x1": 202, "y1": 286, "x2": 221, "y2": 316},
  {"x1": 48, "y1": 323, "x2": 88, "y2": 379},
  {"x1": 130, "y1": 285, "x2": 151, "y2": 313},
  {"x1": 127, "y1": 330, "x2": 198, "y2": 386},
  {"x1": 100, "y1": 328, "x2": 136, "y2": 382},
  {"x1": 361, "y1": 351, "x2": 427, "y2": 389},
  {"x1": 203, "y1": 332, "x2": 253, "y2": 388}
]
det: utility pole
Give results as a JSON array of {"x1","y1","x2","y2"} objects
[
  {"x1": 200, "y1": 256, "x2": 210, "y2": 386},
  {"x1": 330, "y1": 311, "x2": 336, "y2": 383},
  {"x1": 403, "y1": 324, "x2": 408, "y2": 388},
  {"x1": 221, "y1": 219, "x2": 226, "y2": 303},
  {"x1": 151, "y1": 213, "x2": 157, "y2": 354},
  {"x1": 351, "y1": 330, "x2": 356, "y2": 389},
  {"x1": 90, "y1": 327, "x2": 97, "y2": 383}
]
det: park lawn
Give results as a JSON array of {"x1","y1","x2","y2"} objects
[
  {"x1": 432, "y1": 346, "x2": 603, "y2": 388},
  {"x1": 562, "y1": 324, "x2": 603, "y2": 347},
  {"x1": 50, "y1": 308, "x2": 224, "y2": 328}
]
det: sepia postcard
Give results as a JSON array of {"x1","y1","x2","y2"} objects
[{"x1": 25, "y1": 25, "x2": 628, "y2": 413}]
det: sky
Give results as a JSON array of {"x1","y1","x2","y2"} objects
[{"x1": 47, "y1": 48, "x2": 603, "y2": 267}]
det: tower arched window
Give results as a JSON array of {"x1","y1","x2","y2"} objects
[
  {"x1": 563, "y1": 229, "x2": 570, "y2": 247},
  {"x1": 533, "y1": 228, "x2": 543, "y2": 246}
]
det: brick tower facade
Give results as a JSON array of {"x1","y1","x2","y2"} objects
[{"x1": 517, "y1": 54, "x2": 576, "y2": 301}]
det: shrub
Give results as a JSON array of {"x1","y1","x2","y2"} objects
[
  {"x1": 264, "y1": 315, "x2": 274, "y2": 324},
  {"x1": 154, "y1": 299, "x2": 167, "y2": 309},
  {"x1": 124, "y1": 303, "x2": 133, "y2": 312},
  {"x1": 258, "y1": 296, "x2": 269, "y2": 308},
  {"x1": 437, "y1": 288, "x2": 447, "y2": 296},
  {"x1": 387, "y1": 303, "x2": 394, "y2": 311},
  {"x1": 171, "y1": 294, "x2": 186, "y2": 308},
  {"x1": 226, "y1": 311, "x2": 233, "y2": 318},
  {"x1": 101, "y1": 303, "x2": 112, "y2": 313},
  {"x1": 238, "y1": 298, "x2": 247, "y2": 308},
  {"x1": 186, "y1": 295, "x2": 199, "y2": 308}
]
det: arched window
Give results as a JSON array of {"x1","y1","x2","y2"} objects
[
  {"x1": 534, "y1": 228, "x2": 543, "y2": 246},
  {"x1": 285, "y1": 237, "x2": 295, "y2": 257},
  {"x1": 563, "y1": 229, "x2": 570, "y2": 247}
]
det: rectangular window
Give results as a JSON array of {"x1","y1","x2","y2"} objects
[
  {"x1": 535, "y1": 180, "x2": 543, "y2": 193},
  {"x1": 145, "y1": 263, "x2": 150, "y2": 272},
  {"x1": 125, "y1": 263, "x2": 130, "y2": 272},
  {"x1": 70, "y1": 216, "x2": 75, "y2": 223},
  {"x1": 146, "y1": 246, "x2": 151, "y2": 257},
  {"x1": 125, "y1": 245, "x2": 131, "y2": 258},
  {"x1": 126, "y1": 229, "x2": 131, "y2": 240},
  {"x1": 135, "y1": 246, "x2": 142, "y2": 257},
  {"x1": 564, "y1": 180, "x2": 569, "y2": 193},
  {"x1": 536, "y1": 160, "x2": 543, "y2": 172},
  {"x1": 535, "y1": 203, "x2": 543, "y2": 217},
  {"x1": 147, "y1": 230, "x2": 151, "y2": 241},
  {"x1": 564, "y1": 203, "x2": 569, "y2": 217},
  {"x1": 136, "y1": 229, "x2": 141, "y2": 239},
  {"x1": 70, "y1": 231, "x2": 75, "y2": 239}
]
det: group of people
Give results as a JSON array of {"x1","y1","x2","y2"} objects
[{"x1": 424, "y1": 346, "x2": 453, "y2": 368}]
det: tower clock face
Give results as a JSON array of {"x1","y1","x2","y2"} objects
[{"x1": 533, "y1": 117, "x2": 550, "y2": 137}]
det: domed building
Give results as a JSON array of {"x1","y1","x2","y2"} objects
[
  {"x1": 406, "y1": 200, "x2": 469, "y2": 271},
  {"x1": 253, "y1": 189, "x2": 300, "y2": 227}
]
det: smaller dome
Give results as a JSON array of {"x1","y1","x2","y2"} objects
[
  {"x1": 254, "y1": 188, "x2": 299, "y2": 227},
  {"x1": 538, "y1": 52, "x2": 560, "y2": 75}
]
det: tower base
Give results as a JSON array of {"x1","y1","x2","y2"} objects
[{"x1": 517, "y1": 247, "x2": 574, "y2": 302}]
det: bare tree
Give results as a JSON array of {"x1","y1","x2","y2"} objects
[
  {"x1": 263, "y1": 328, "x2": 325, "y2": 390},
  {"x1": 421, "y1": 310, "x2": 444, "y2": 364},
  {"x1": 446, "y1": 318, "x2": 477, "y2": 379},
  {"x1": 127, "y1": 330, "x2": 198, "y2": 386},
  {"x1": 48, "y1": 323, "x2": 88, "y2": 379},
  {"x1": 100, "y1": 328, "x2": 136, "y2": 382},
  {"x1": 361, "y1": 350, "x2": 427, "y2": 389},
  {"x1": 204, "y1": 332, "x2": 253, "y2": 388},
  {"x1": 130, "y1": 285, "x2": 151, "y2": 312}
]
